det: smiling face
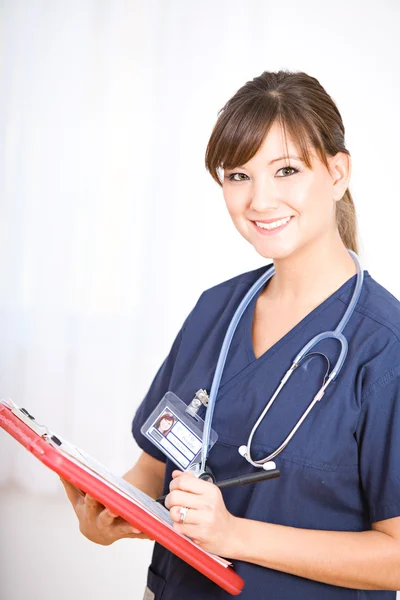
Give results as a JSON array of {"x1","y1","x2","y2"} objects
[
  {"x1": 222, "y1": 120, "x2": 351, "y2": 261},
  {"x1": 159, "y1": 417, "x2": 173, "y2": 432}
]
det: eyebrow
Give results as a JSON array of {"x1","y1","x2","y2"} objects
[
  {"x1": 224, "y1": 155, "x2": 304, "y2": 172},
  {"x1": 268, "y1": 155, "x2": 303, "y2": 165}
]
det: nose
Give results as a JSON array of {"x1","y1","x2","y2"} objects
[{"x1": 249, "y1": 177, "x2": 280, "y2": 212}]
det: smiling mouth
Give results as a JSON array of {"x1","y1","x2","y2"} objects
[{"x1": 253, "y1": 216, "x2": 293, "y2": 231}]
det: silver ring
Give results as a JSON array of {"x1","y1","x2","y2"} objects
[{"x1": 179, "y1": 506, "x2": 189, "y2": 523}]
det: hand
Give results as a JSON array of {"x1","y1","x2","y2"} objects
[
  {"x1": 164, "y1": 470, "x2": 239, "y2": 557},
  {"x1": 60, "y1": 477, "x2": 153, "y2": 545}
]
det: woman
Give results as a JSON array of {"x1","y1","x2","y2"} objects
[
  {"x1": 155, "y1": 412, "x2": 175, "y2": 435},
  {"x1": 62, "y1": 70, "x2": 400, "y2": 598}
]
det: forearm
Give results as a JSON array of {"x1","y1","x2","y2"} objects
[
  {"x1": 230, "y1": 518, "x2": 400, "y2": 591},
  {"x1": 123, "y1": 451, "x2": 165, "y2": 499}
]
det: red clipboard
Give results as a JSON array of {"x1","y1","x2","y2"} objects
[{"x1": 0, "y1": 400, "x2": 244, "y2": 596}]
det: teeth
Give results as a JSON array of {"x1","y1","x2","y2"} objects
[{"x1": 255, "y1": 216, "x2": 291, "y2": 230}]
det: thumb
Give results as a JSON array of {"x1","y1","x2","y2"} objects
[
  {"x1": 171, "y1": 470, "x2": 184, "y2": 479},
  {"x1": 131, "y1": 526, "x2": 141, "y2": 534}
]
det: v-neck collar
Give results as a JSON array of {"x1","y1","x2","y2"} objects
[{"x1": 244, "y1": 266, "x2": 371, "y2": 365}]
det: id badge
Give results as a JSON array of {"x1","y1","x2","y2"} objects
[{"x1": 140, "y1": 391, "x2": 218, "y2": 471}]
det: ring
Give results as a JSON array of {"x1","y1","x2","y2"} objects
[{"x1": 179, "y1": 506, "x2": 189, "y2": 523}]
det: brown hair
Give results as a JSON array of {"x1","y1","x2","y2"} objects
[
  {"x1": 155, "y1": 412, "x2": 175, "y2": 431},
  {"x1": 205, "y1": 70, "x2": 358, "y2": 253}
]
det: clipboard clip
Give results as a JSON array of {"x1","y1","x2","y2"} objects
[{"x1": 1, "y1": 397, "x2": 62, "y2": 445}]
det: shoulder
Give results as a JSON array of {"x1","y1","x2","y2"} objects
[
  {"x1": 200, "y1": 263, "x2": 273, "y2": 299},
  {"x1": 193, "y1": 263, "x2": 272, "y2": 317},
  {"x1": 343, "y1": 272, "x2": 400, "y2": 400},
  {"x1": 345, "y1": 272, "x2": 400, "y2": 342},
  {"x1": 182, "y1": 263, "x2": 272, "y2": 333}
]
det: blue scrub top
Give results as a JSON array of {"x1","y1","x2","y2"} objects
[{"x1": 132, "y1": 263, "x2": 400, "y2": 599}]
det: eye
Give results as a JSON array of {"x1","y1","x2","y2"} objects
[
  {"x1": 276, "y1": 166, "x2": 299, "y2": 177},
  {"x1": 226, "y1": 172, "x2": 249, "y2": 182}
]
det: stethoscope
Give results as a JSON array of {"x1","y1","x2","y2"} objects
[{"x1": 192, "y1": 249, "x2": 364, "y2": 481}]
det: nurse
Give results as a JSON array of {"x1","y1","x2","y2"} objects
[{"x1": 61, "y1": 70, "x2": 400, "y2": 598}]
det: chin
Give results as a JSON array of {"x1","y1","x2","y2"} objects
[{"x1": 253, "y1": 242, "x2": 297, "y2": 262}]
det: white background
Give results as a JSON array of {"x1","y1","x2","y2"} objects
[{"x1": 0, "y1": 0, "x2": 399, "y2": 598}]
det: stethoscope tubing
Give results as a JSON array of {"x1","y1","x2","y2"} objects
[{"x1": 200, "y1": 249, "x2": 364, "y2": 473}]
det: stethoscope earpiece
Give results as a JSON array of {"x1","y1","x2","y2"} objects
[
  {"x1": 238, "y1": 446, "x2": 276, "y2": 470},
  {"x1": 262, "y1": 461, "x2": 276, "y2": 471},
  {"x1": 238, "y1": 445, "x2": 248, "y2": 458}
]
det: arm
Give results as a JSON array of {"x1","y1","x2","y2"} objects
[
  {"x1": 61, "y1": 451, "x2": 166, "y2": 545},
  {"x1": 122, "y1": 450, "x2": 166, "y2": 499},
  {"x1": 230, "y1": 514, "x2": 400, "y2": 591},
  {"x1": 166, "y1": 471, "x2": 400, "y2": 591}
]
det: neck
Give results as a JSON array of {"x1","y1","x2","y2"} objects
[{"x1": 265, "y1": 231, "x2": 358, "y2": 308}]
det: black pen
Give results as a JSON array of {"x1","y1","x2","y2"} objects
[{"x1": 155, "y1": 468, "x2": 280, "y2": 503}]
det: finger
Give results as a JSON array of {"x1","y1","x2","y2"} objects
[
  {"x1": 123, "y1": 531, "x2": 151, "y2": 539},
  {"x1": 60, "y1": 478, "x2": 84, "y2": 507},
  {"x1": 84, "y1": 494, "x2": 104, "y2": 519},
  {"x1": 96, "y1": 508, "x2": 143, "y2": 535},
  {"x1": 65, "y1": 481, "x2": 86, "y2": 497},
  {"x1": 124, "y1": 521, "x2": 143, "y2": 535},
  {"x1": 171, "y1": 470, "x2": 185, "y2": 479},
  {"x1": 172, "y1": 522, "x2": 201, "y2": 541},
  {"x1": 124, "y1": 520, "x2": 144, "y2": 535},
  {"x1": 169, "y1": 505, "x2": 199, "y2": 525},
  {"x1": 116, "y1": 518, "x2": 143, "y2": 536},
  {"x1": 97, "y1": 507, "x2": 118, "y2": 528},
  {"x1": 84, "y1": 494, "x2": 103, "y2": 508},
  {"x1": 130, "y1": 527, "x2": 142, "y2": 535},
  {"x1": 169, "y1": 472, "x2": 213, "y2": 495},
  {"x1": 164, "y1": 489, "x2": 204, "y2": 511},
  {"x1": 59, "y1": 477, "x2": 85, "y2": 495},
  {"x1": 171, "y1": 470, "x2": 198, "y2": 481}
]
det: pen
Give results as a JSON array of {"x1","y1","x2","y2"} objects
[{"x1": 155, "y1": 468, "x2": 280, "y2": 503}]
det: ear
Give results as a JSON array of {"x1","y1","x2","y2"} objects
[{"x1": 328, "y1": 152, "x2": 352, "y2": 201}]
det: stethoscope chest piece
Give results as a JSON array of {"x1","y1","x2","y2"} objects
[{"x1": 187, "y1": 461, "x2": 216, "y2": 483}]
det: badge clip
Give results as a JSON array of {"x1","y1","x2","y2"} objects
[{"x1": 185, "y1": 389, "x2": 209, "y2": 417}]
